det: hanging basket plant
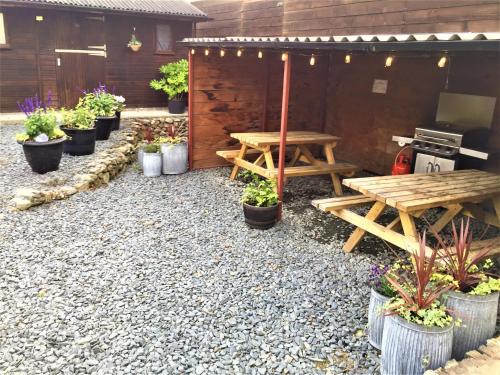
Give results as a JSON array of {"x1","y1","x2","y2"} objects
[{"x1": 127, "y1": 28, "x2": 142, "y2": 52}]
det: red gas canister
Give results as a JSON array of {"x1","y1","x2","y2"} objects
[{"x1": 392, "y1": 147, "x2": 412, "y2": 175}]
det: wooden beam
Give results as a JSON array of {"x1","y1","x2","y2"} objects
[
  {"x1": 277, "y1": 53, "x2": 292, "y2": 220},
  {"x1": 188, "y1": 50, "x2": 194, "y2": 170}
]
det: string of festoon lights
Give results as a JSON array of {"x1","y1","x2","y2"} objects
[{"x1": 190, "y1": 48, "x2": 449, "y2": 68}]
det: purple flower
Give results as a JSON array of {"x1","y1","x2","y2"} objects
[{"x1": 16, "y1": 92, "x2": 52, "y2": 117}]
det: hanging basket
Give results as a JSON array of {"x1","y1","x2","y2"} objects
[{"x1": 129, "y1": 44, "x2": 142, "y2": 52}]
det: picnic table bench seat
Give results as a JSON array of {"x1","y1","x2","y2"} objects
[{"x1": 312, "y1": 195, "x2": 376, "y2": 211}]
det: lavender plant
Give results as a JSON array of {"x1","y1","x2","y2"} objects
[
  {"x1": 77, "y1": 83, "x2": 119, "y2": 117},
  {"x1": 368, "y1": 264, "x2": 397, "y2": 298},
  {"x1": 15, "y1": 92, "x2": 64, "y2": 142}
]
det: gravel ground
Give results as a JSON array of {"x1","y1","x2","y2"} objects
[
  {"x1": 0, "y1": 124, "x2": 129, "y2": 208},
  {"x1": 1, "y1": 144, "x2": 498, "y2": 374}
]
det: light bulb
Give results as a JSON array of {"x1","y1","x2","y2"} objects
[
  {"x1": 237, "y1": 49, "x2": 242, "y2": 57},
  {"x1": 309, "y1": 54, "x2": 316, "y2": 66},
  {"x1": 344, "y1": 54, "x2": 351, "y2": 64},
  {"x1": 204, "y1": 48, "x2": 209, "y2": 56},
  {"x1": 281, "y1": 52, "x2": 288, "y2": 61},
  {"x1": 385, "y1": 56, "x2": 393, "y2": 68},
  {"x1": 220, "y1": 49, "x2": 225, "y2": 57},
  {"x1": 258, "y1": 50, "x2": 263, "y2": 59},
  {"x1": 190, "y1": 48, "x2": 195, "y2": 55},
  {"x1": 438, "y1": 56, "x2": 447, "y2": 68}
]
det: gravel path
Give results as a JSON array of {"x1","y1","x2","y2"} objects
[
  {"x1": 1, "y1": 157, "x2": 498, "y2": 374},
  {"x1": 0, "y1": 124, "x2": 129, "y2": 209}
]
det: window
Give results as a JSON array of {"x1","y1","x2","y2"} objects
[
  {"x1": 155, "y1": 24, "x2": 173, "y2": 53},
  {"x1": 0, "y1": 13, "x2": 8, "y2": 47}
]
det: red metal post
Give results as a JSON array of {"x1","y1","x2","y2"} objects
[
  {"x1": 188, "y1": 49, "x2": 194, "y2": 170},
  {"x1": 277, "y1": 54, "x2": 292, "y2": 220}
]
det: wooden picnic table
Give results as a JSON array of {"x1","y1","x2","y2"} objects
[
  {"x1": 312, "y1": 170, "x2": 500, "y2": 256},
  {"x1": 217, "y1": 131, "x2": 359, "y2": 196}
]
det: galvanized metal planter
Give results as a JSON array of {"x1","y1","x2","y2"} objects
[
  {"x1": 381, "y1": 314, "x2": 453, "y2": 375},
  {"x1": 161, "y1": 142, "x2": 188, "y2": 174},
  {"x1": 442, "y1": 290, "x2": 499, "y2": 360},
  {"x1": 142, "y1": 153, "x2": 162, "y2": 177},
  {"x1": 368, "y1": 288, "x2": 390, "y2": 350},
  {"x1": 137, "y1": 148, "x2": 144, "y2": 170}
]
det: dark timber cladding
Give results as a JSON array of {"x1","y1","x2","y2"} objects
[
  {"x1": 0, "y1": 1, "x2": 208, "y2": 111},
  {"x1": 193, "y1": 0, "x2": 500, "y2": 37},
  {"x1": 186, "y1": 37, "x2": 500, "y2": 175}
]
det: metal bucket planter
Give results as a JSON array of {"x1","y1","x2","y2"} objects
[
  {"x1": 368, "y1": 288, "x2": 390, "y2": 350},
  {"x1": 143, "y1": 152, "x2": 162, "y2": 177},
  {"x1": 442, "y1": 291, "x2": 499, "y2": 360},
  {"x1": 137, "y1": 148, "x2": 144, "y2": 170},
  {"x1": 381, "y1": 314, "x2": 453, "y2": 375},
  {"x1": 161, "y1": 142, "x2": 188, "y2": 174}
]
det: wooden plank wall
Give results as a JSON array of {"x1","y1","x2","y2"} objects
[
  {"x1": 0, "y1": 7, "x2": 193, "y2": 111},
  {"x1": 194, "y1": 0, "x2": 500, "y2": 37}
]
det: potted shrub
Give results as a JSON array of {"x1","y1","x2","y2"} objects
[
  {"x1": 16, "y1": 95, "x2": 66, "y2": 174},
  {"x1": 150, "y1": 59, "x2": 188, "y2": 114},
  {"x1": 127, "y1": 31, "x2": 142, "y2": 52},
  {"x1": 381, "y1": 232, "x2": 455, "y2": 375},
  {"x1": 60, "y1": 106, "x2": 97, "y2": 156},
  {"x1": 142, "y1": 143, "x2": 162, "y2": 177},
  {"x1": 241, "y1": 178, "x2": 279, "y2": 230},
  {"x1": 367, "y1": 263, "x2": 397, "y2": 350},
  {"x1": 77, "y1": 84, "x2": 117, "y2": 141},
  {"x1": 111, "y1": 95, "x2": 126, "y2": 131},
  {"x1": 157, "y1": 125, "x2": 188, "y2": 174},
  {"x1": 433, "y1": 219, "x2": 499, "y2": 360},
  {"x1": 137, "y1": 128, "x2": 154, "y2": 170}
]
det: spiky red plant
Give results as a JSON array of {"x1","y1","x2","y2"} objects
[
  {"x1": 167, "y1": 125, "x2": 177, "y2": 138},
  {"x1": 385, "y1": 231, "x2": 452, "y2": 313},
  {"x1": 433, "y1": 218, "x2": 493, "y2": 293},
  {"x1": 143, "y1": 128, "x2": 153, "y2": 143}
]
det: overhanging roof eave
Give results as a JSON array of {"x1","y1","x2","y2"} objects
[{"x1": 179, "y1": 40, "x2": 500, "y2": 52}]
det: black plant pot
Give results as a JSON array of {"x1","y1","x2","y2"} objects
[
  {"x1": 243, "y1": 203, "x2": 279, "y2": 230},
  {"x1": 111, "y1": 111, "x2": 121, "y2": 131},
  {"x1": 168, "y1": 99, "x2": 186, "y2": 114},
  {"x1": 20, "y1": 138, "x2": 65, "y2": 174},
  {"x1": 95, "y1": 116, "x2": 115, "y2": 140},
  {"x1": 61, "y1": 126, "x2": 96, "y2": 156}
]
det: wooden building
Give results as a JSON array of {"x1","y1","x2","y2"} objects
[
  {"x1": 183, "y1": 34, "x2": 500, "y2": 175},
  {"x1": 0, "y1": 0, "x2": 208, "y2": 111}
]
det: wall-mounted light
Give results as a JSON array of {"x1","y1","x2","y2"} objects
[
  {"x1": 190, "y1": 48, "x2": 195, "y2": 55},
  {"x1": 281, "y1": 52, "x2": 288, "y2": 61},
  {"x1": 385, "y1": 56, "x2": 393, "y2": 68},
  {"x1": 35, "y1": 15, "x2": 44, "y2": 22},
  {"x1": 309, "y1": 54, "x2": 316, "y2": 66},
  {"x1": 437, "y1": 55, "x2": 447, "y2": 68},
  {"x1": 220, "y1": 49, "x2": 225, "y2": 57},
  {"x1": 237, "y1": 49, "x2": 243, "y2": 57},
  {"x1": 344, "y1": 54, "x2": 351, "y2": 64},
  {"x1": 204, "y1": 48, "x2": 209, "y2": 56},
  {"x1": 258, "y1": 50, "x2": 263, "y2": 59}
]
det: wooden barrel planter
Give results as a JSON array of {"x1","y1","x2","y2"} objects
[
  {"x1": 367, "y1": 288, "x2": 390, "y2": 349},
  {"x1": 381, "y1": 314, "x2": 453, "y2": 375},
  {"x1": 442, "y1": 291, "x2": 499, "y2": 360}
]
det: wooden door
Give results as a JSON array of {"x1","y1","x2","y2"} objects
[{"x1": 55, "y1": 14, "x2": 105, "y2": 107}]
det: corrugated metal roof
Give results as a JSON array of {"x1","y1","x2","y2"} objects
[
  {"x1": 182, "y1": 32, "x2": 500, "y2": 52},
  {"x1": 11, "y1": 0, "x2": 208, "y2": 18}
]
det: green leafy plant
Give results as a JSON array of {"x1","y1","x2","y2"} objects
[
  {"x1": 150, "y1": 59, "x2": 188, "y2": 101},
  {"x1": 16, "y1": 109, "x2": 64, "y2": 142},
  {"x1": 432, "y1": 219, "x2": 497, "y2": 294},
  {"x1": 384, "y1": 232, "x2": 454, "y2": 327},
  {"x1": 143, "y1": 143, "x2": 160, "y2": 153},
  {"x1": 127, "y1": 33, "x2": 142, "y2": 47},
  {"x1": 238, "y1": 170, "x2": 262, "y2": 184},
  {"x1": 469, "y1": 277, "x2": 500, "y2": 296},
  {"x1": 77, "y1": 92, "x2": 118, "y2": 117},
  {"x1": 60, "y1": 107, "x2": 96, "y2": 129},
  {"x1": 241, "y1": 179, "x2": 279, "y2": 207},
  {"x1": 155, "y1": 125, "x2": 185, "y2": 146}
]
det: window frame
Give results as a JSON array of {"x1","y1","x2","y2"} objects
[
  {"x1": 154, "y1": 23, "x2": 174, "y2": 55},
  {"x1": 0, "y1": 12, "x2": 10, "y2": 49}
]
